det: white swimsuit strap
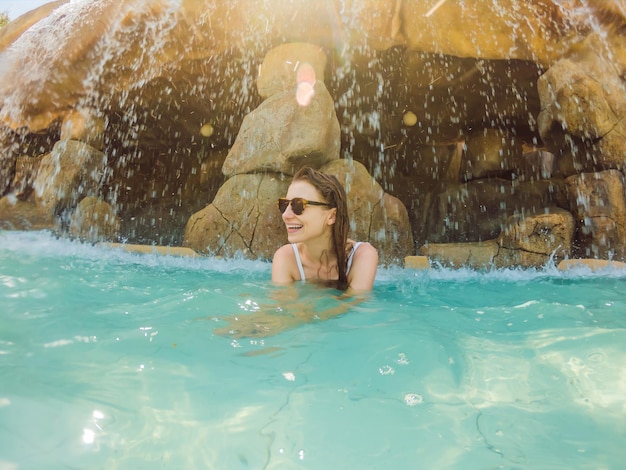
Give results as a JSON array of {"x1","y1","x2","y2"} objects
[
  {"x1": 291, "y1": 243, "x2": 306, "y2": 281},
  {"x1": 346, "y1": 242, "x2": 363, "y2": 275}
]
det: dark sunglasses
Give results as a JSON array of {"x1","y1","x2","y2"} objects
[{"x1": 277, "y1": 197, "x2": 332, "y2": 215}]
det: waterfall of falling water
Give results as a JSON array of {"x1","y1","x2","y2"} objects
[
  {"x1": 1, "y1": 0, "x2": 214, "y2": 244},
  {"x1": 324, "y1": 0, "x2": 388, "y2": 237},
  {"x1": 0, "y1": 3, "x2": 88, "y2": 124},
  {"x1": 1, "y1": 0, "x2": 622, "y2": 260},
  {"x1": 77, "y1": 1, "x2": 181, "y2": 221}
]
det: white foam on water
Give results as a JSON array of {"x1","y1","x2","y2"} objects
[{"x1": 0, "y1": 230, "x2": 271, "y2": 275}]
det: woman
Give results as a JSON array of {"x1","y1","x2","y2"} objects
[
  {"x1": 272, "y1": 166, "x2": 378, "y2": 292},
  {"x1": 215, "y1": 167, "x2": 377, "y2": 338}
]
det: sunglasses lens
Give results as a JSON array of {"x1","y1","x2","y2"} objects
[
  {"x1": 278, "y1": 198, "x2": 307, "y2": 215},
  {"x1": 291, "y1": 198, "x2": 305, "y2": 215},
  {"x1": 278, "y1": 199, "x2": 289, "y2": 213}
]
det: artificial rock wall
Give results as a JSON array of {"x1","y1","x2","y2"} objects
[{"x1": 0, "y1": 0, "x2": 625, "y2": 267}]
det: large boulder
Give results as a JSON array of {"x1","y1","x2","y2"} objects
[
  {"x1": 565, "y1": 170, "x2": 626, "y2": 261},
  {"x1": 0, "y1": 197, "x2": 54, "y2": 231},
  {"x1": 33, "y1": 140, "x2": 106, "y2": 217},
  {"x1": 426, "y1": 179, "x2": 566, "y2": 244},
  {"x1": 69, "y1": 196, "x2": 120, "y2": 242},
  {"x1": 321, "y1": 159, "x2": 413, "y2": 264},
  {"x1": 33, "y1": 140, "x2": 106, "y2": 214},
  {"x1": 184, "y1": 159, "x2": 413, "y2": 264},
  {"x1": 420, "y1": 208, "x2": 575, "y2": 269},
  {"x1": 222, "y1": 80, "x2": 340, "y2": 177},
  {"x1": 495, "y1": 208, "x2": 575, "y2": 267},
  {"x1": 183, "y1": 172, "x2": 288, "y2": 258},
  {"x1": 256, "y1": 42, "x2": 327, "y2": 99},
  {"x1": 401, "y1": 0, "x2": 575, "y2": 65},
  {"x1": 538, "y1": 33, "x2": 626, "y2": 174}
]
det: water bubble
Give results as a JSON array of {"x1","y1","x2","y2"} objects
[
  {"x1": 402, "y1": 111, "x2": 417, "y2": 126},
  {"x1": 82, "y1": 428, "x2": 96, "y2": 444},
  {"x1": 404, "y1": 393, "x2": 423, "y2": 406},
  {"x1": 396, "y1": 353, "x2": 410, "y2": 365},
  {"x1": 200, "y1": 123, "x2": 214, "y2": 137}
]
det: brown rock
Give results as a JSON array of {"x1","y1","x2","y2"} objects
[
  {"x1": 495, "y1": 208, "x2": 574, "y2": 267},
  {"x1": 257, "y1": 43, "x2": 327, "y2": 99},
  {"x1": 33, "y1": 140, "x2": 105, "y2": 215},
  {"x1": 69, "y1": 196, "x2": 120, "y2": 242},
  {"x1": 427, "y1": 179, "x2": 565, "y2": 244},
  {"x1": 321, "y1": 159, "x2": 414, "y2": 264},
  {"x1": 419, "y1": 208, "x2": 574, "y2": 269},
  {"x1": 565, "y1": 170, "x2": 626, "y2": 260},
  {"x1": 557, "y1": 259, "x2": 626, "y2": 271},
  {"x1": 419, "y1": 240, "x2": 499, "y2": 269},
  {"x1": 222, "y1": 81, "x2": 340, "y2": 177},
  {"x1": 0, "y1": 197, "x2": 54, "y2": 231},
  {"x1": 404, "y1": 255, "x2": 430, "y2": 270},
  {"x1": 185, "y1": 159, "x2": 413, "y2": 264},
  {"x1": 461, "y1": 128, "x2": 523, "y2": 181},
  {"x1": 0, "y1": 1, "x2": 69, "y2": 53},
  {"x1": 538, "y1": 33, "x2": 626, "y2": 173},
  {"x1": 101, "y1": 242, "x2": 199, "y2": 258},
  {"x1": 10, "y1": 155, "x2": 43, "y2": 200},
  {"x1": 400, "y1": 0, "x2": 572, "y2": 65},
  {"x1": 183, "y1": 172, "x2": 288, "y2": 259},
  {"x1": 60, "y1": 109, "x2": 105, "y2": 150}
]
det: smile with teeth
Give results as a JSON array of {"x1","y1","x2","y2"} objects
[{"x1": 287, "y1": 224, "x2": 303, "y2": 231}]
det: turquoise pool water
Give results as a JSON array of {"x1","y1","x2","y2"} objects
[{"x1": 1, "y1": 231, "x2": 625, "y2": 469}]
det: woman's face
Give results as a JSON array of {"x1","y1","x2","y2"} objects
[{"x1": 282, "y1": 180, "x2": 336, "y2": 244}]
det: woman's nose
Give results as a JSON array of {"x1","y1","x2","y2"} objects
[{"x1": 282, "y1": 202, "x2": 295, "y2": 218}]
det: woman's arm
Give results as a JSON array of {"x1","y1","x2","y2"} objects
[
  {"x1": 347, "y1": 242, "x2": 378, "y2": 292},
  {"x1": 214, "y1": 287, "x2": 367, "y2": 338},
  {"x1": 271, "y1": 244, "x2": 296, "y2": 284}
]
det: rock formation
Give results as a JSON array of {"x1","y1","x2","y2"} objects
[
  {"x1": 0, "y1": 0, "x2": 624, "y2": 267},
  {"x1": 184, "y1": 43, "x2": 412, "y2": 264}
]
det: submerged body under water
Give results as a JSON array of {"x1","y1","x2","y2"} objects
[{"x1": 1, "y1": 231, "x2": 625, "y2": 469}]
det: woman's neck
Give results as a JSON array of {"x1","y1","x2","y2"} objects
[{"x1": 299, "y1": 236, "x2": 337, "y2": 274}]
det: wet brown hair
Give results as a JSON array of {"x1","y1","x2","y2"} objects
[{"x1": 292, "y1": 166, "x2": 350, "y2": 290}]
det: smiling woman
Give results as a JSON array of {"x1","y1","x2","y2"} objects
[{"x1": 272, "y1": 167, "x2": 378, "y2": 292}]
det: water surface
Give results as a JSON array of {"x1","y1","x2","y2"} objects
[{"x1": 1, "y1": 231, "x2": 625, "y2": 469}]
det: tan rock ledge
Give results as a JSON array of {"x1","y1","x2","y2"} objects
[
  {"x1": 405, "y1": 256, "x2": 626, "y2": 271},
  {"x1": 100, "y1": 243, "x2": 200, "y2": 258},
  {"x1": 404, "y1": 256, "x2": 431, "y2": 270},
  {"x1": 557, "y1": 259, "x2": 626, "y2": 271}
]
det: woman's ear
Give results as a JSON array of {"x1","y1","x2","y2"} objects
[{"x1": 326, "y1": 208, "x2": 337, "y2": 225}]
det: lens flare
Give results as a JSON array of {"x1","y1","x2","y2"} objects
[{"x1": 296, "y1": 62, "x2": 316, "y2": 106}]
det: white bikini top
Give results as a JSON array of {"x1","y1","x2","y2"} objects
[{"x1": 291, "y1": 242, "x2": 363, "y2": 282}]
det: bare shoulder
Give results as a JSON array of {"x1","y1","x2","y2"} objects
[
  {"x1": 272, "y1": 244, "x2": 297, "y2": 283},
  {"x1": 348, "y1": 241, "x2": 378, "y2": 291},
  {"x1": 273, "y1": 243, "x2": 295, "y2": 261},
  {"x1": 353, "y1": 241, "x2": 378, "y2": 261}
]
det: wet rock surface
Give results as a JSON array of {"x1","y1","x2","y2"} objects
[{"x1": 0, "y1": 0, "x2": 624, "y2": 266}]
